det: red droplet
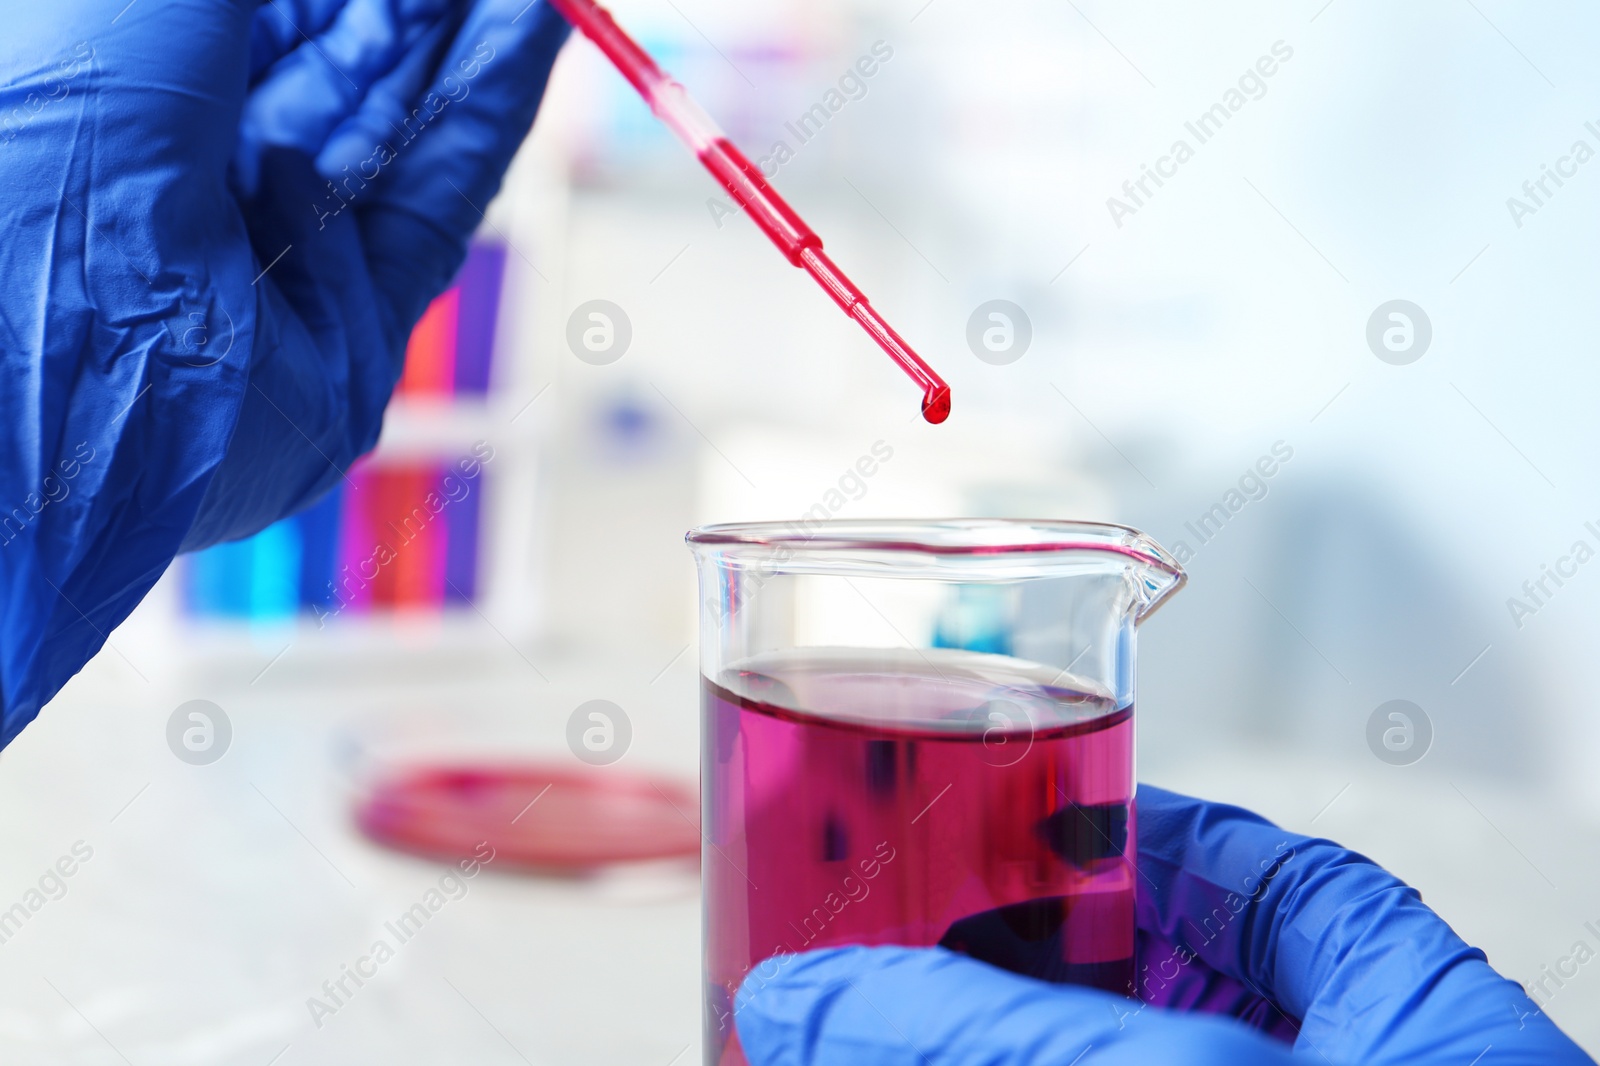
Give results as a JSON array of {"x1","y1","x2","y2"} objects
[{"x1": 921, "y1": 386, "x2": 951, "y2": 424}]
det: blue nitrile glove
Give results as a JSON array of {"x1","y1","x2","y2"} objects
[
  {"x1": 0, "y1": 1, "x2": 569, "y2": 744},
  {"x1": 735, "y1": 785, "x2": 1592, "y2": 1065}
]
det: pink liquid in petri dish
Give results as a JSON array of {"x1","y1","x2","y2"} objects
[{"x1": 702, "y1": 647, "x2": 1135, "y2": 1064}]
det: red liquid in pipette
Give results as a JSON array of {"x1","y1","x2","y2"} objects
[{"x1": 549, "y1": 0, "x2": 952, "y2": 424}]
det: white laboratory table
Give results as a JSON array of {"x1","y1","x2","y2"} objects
[{"x1": 0, "y1": 628, "x2": 1593, "y2": 1062}]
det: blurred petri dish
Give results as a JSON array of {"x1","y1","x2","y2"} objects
[{"x1": 355, "y1": 764, "x2": 700, "y2": 873}]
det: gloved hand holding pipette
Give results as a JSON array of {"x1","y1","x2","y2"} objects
[
  {"x1": 0, "y1": 0, "x2": 567, "y2": 745},
  {"x1": 735, "y1": 786, "x2": 1594, "y2": 1066}
]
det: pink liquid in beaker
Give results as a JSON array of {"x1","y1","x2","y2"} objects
[{"x1": 702, "y1": 648, "x2": 1135, "y2": 1063}]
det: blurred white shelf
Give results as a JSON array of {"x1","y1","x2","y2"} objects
[{"x1": 373, "y1": 397, "x2": 537, "y2": 459}]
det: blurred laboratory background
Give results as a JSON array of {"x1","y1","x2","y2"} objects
[{"x1": 4, "y1": 0, "x2": 1600, "y2": 1061}]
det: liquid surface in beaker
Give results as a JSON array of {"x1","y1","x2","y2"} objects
[{"x1": 702, "y1": 647, "x2": 1134, "y2": 1059}]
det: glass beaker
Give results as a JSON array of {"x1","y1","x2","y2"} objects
[{"x1": 687, "y1": 519, "x2": 1184, "y2": 1065}]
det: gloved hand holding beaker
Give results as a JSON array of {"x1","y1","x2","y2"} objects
[
  {"x1": 734, "y1": 786, "x2": 1593, "y2": 1066},
  {"x1": 0, "y1": 1, "x2": 568, "y2": 744}
]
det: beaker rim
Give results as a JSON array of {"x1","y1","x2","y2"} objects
[{"x1": 686, "y1": 518, "x2": 1185, "y2": 595}]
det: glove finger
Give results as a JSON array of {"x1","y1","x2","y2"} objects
[
  {"x1": 1135, "y1": 927, "x2": 1298, "y2": 1041},
  {"x1": 734, "y1": 945, "x2": 1298, "y2": 1066},
  {"x1": 249, "y1": 0, "x2": 343, "y2": 83},
  {"x1": 235, "y1": 0, "x2": 455, "y2": 195},
  {"x1": 344, "y1": 0, "x2": 569, "y2": 333},
  {"x1": 183, "y1": 146, "x2": 391, "y2": 550},
  {"x1": 1136, "y1": 785, "x2": 1588, "y2": 1063},
  {"x1": 313, "y1": 10, "x2": 462, "y2": 190}
]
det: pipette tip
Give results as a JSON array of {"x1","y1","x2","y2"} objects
[{"x1": 921, "y1": 386, "x2": 952, "y2": 425}]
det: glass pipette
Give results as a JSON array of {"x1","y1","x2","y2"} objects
[{"x1": 546, "y1": 0, "x2": 953, "y2": 424}]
